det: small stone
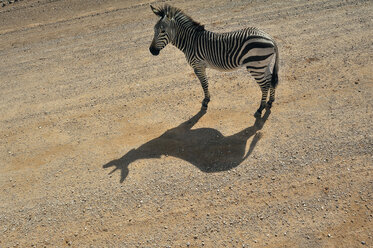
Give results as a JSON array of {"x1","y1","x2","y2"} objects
[
  {"x1": 361, "y1": 241, "x2": 366, "y2": 245},
  {"x1": 327, "y1": 234, "x2": 331, "y2": 238}
]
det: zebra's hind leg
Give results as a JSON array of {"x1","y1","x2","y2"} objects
[
  {"x1": 254, "y1": 81, "x2": 270, "y2": 117},
  {"x1": 248, "y1": 67, "x2": 270, "y2": 117},
  {"x1": 267, "y1": 86, "x2": 276, "y2": 109}
]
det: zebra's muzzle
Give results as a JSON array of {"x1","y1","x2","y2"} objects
[{"x1": 149, "y1": 46, "x2": 160, "y2": 56}]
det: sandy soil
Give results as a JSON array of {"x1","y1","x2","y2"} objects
[{"x1": 0, "y1": 0, "x2": 372, "y2": 247}]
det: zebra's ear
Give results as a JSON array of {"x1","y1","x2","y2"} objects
[{"x1": 150, "y1": 5, "x2": 163, "y2": 17}]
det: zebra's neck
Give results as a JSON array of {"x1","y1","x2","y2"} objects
[{"x1": 171, "y1": 23, "x2": 199, "y2": 54}]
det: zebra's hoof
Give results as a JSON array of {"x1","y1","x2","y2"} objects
[{"x1": 201, "y1": 98, "x2": 210, "y2": 109}]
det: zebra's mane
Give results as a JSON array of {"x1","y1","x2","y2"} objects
[{"x1": 157, "y1": 5, "x2": 205, "y2": 32}]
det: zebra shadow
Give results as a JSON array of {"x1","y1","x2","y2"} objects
[{"x1": 103, "y1": 109, "x2": 271, "y2": 182}]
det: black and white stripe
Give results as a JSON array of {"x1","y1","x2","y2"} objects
[{"x1": 150, "y1": 5, "x2": 279, "y2": 116}]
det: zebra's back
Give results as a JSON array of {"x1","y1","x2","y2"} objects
[{"x1": 196, "y1": 27, "x2": 276, "y2": 71}]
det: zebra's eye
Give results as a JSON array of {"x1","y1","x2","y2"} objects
[{"x1": 160, "y1": 30, "x2": 166, "y2": 34}]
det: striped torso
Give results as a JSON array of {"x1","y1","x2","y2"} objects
[{"x1": 190, "y1": 28, "x2": 276, "y2": 71}]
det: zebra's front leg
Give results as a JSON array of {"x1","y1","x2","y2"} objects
[{"x1": 194, "y1": 67, "x2": 210, "y2": 110}]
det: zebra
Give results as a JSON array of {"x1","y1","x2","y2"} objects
[{"x1": 149, "y1": 5, "x2": 279, "y2": 117}]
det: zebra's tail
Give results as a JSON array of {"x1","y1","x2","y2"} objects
[{"x1": 271, "y1": 43, "x2": 279, "y2": 89}]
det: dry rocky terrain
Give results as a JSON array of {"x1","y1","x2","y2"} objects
[{"x1": 0, "y1": 0, "x2": 372, "y2": 247}]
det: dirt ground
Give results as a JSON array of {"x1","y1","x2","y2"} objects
[{"x1": 0, "y1": 0, "x2": 372, "y2": 247}]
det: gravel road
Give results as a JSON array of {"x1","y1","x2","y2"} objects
[{"x1": 0, "y1": 0, "x2": 372, "y2": 247}]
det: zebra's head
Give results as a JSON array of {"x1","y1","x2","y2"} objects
[{"x1": 149, "y1": 5, "x2": 175, "y2": 56}]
